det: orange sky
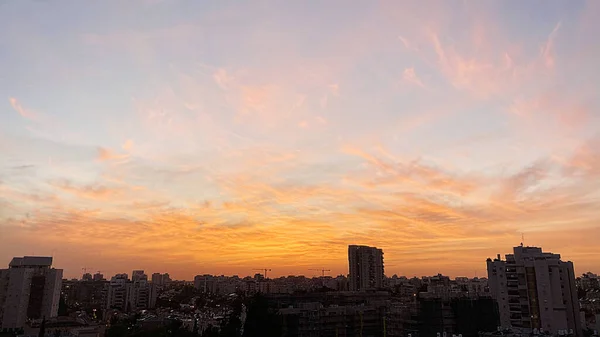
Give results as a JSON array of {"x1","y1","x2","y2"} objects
[{"x1": 1, "y1": 0, "x2": 599, "y2": 280}]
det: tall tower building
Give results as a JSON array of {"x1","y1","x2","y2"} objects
[
  {"x1": 487, "y1": 246, "x2": 581, "y2": 336},
  {"x1": 0, "y1": 256, "x2": 63, "y2": 329},
  {"x1": 348, "y1": 245, "x2": 384, "y2": 291}
]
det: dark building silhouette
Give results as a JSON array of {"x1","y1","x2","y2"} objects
[{"x1": 348, "y1": 245, "x2": 384, "y2": 291}]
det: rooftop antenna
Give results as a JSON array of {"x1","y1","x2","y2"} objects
[{"x1": 521, "y1": 233, "x2": 525, "y2": 247}]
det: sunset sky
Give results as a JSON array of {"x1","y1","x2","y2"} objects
[{"x1": 1, "y1": 0, "x2": 599, "y2": 280}]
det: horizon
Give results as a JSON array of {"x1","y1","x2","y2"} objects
[
  {"x1": 1, "y1": 1, "x2": 600, "y2": 281},
  {"x1": 3, "y1": 244, "x2": 597, "y2": 280}
]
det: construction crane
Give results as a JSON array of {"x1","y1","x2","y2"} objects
[
  {"x1": 253, "y1": 268, "x2": 272, "y2": 279},
  {"x1": 309, "y1": 268, "x2": 331, "y2": 277}
]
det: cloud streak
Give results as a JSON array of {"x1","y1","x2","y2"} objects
[{"x1": 9, "y1": 97, "x2": 38, "y2": 121}]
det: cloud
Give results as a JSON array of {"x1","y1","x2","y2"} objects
[
  {"x1": 9, "y1": 97, "x2": 38, "y2": 121},
  {"x1": 97, "y1": 147, "x2": 129, "y2": 162},
  {"x1": 398, "y1": 35, "x2": 418, "y2": 51},
  {"x1": 540, "y1": 22, "x2": 561, "y2": 68},
  {"x1": 564, "y1": 137, "x2": 600, "y2": 178},
  {"x1": 403, "y1": 67, "x2": 425, "y2": 87},
  {"x1": 213, "y1": 68, "x2": 233, "y2": 90},
  {"x1": 51, "y1": 180, "x2": 124, "y2": 200},
  {"x1": 328, "y1": 83, "x2": 339, "y2": 96},
  {"x1": 122, "y1": 139, "x2": 134, "y2": 151}
]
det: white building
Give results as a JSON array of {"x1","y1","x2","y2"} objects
[
  {"x1": 348, "y1": 245, "x2": 384, "y2": 291},
  {"x1": 0, "y1": 256, "x2": 63, "y2": 329},
  {"x1": 487, "y1": 246, "x2": 581, "y2": 336}
]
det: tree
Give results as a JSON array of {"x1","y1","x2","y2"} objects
[
  {"x1": 242, "y1": 294, "x2": 281, "y2": 337},
  {"x1": 58, "y1": 296, "x2": 68, "y2": 316}
]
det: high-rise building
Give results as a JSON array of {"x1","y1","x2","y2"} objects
[
  {"x1": 104, "y1": 273, "x2": 156, "y2": 312},
  {"x1": 348, "y1": 245, "x2": 384, "y2": 291},
  {"x1": 151, "y1": 272, "x2": 171, "y2": 286},
  {"x1": 151, "y1": 273, "x2": 162, "y2": 285},
  {"x1": 0, "y1": 256, "x2": 63, "y2": 329},
  {"x1": 106, "y1": 274, "x2": 129, "y2": 311},
  {"x1": 92, "y1": 272, "x2": 104, "y2": 281},
  {"x1": 487, "y1": 246, "x2": 581, "y2": 336},
  {"x1": 131, "y1": 270, "x2": 147, "y2": 282}
]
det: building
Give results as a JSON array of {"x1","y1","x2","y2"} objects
[
  {"x1": 62, "y1": 279, "x2": 106, "y2": 314},
  {"x1": 280, "y1": 302, "x2": 388, "y2": 337},
  {"x1": 105, "y1": 274, "x2": 129, "y2": 311},
  {"x1": 92, "y1": 272, "x2": 104, "y2": 282},
  {"x1": 131, "y1": 270, "x2": 147, "y2": 282},
  {"x1": 348, "y1": 245, "x2": 384, "y2": 291},
  {"x1": 104, "y1": 273, "x2": 157, "y2": 312},
  {"x1": 0, "y1": 256, "x2": 63, "y2": 329},
  {"x1": 82, "y1": 273, "x2": 93, "y2": 282},
  {"x1": 416, "y1": 296, "x2": 499, "y2": 337},
  {"x1": 151, "y1": 273, "x2": 171, "y2": 286},
  {"x1": 487, "y1": 246, "x2": 581, "y2": 336}
]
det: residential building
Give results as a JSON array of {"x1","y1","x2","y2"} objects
[
  {"x1": 0, "y1": 256, "x2": 63, "y2": 329},
  {"x1": 106, "y1": 274, "x2": 129, "y2": 311},
  {"x1": 348, "y1": 245, "x2": 384, "y2": 291},
  {"x1": 151, "y1": 273, "x2": 171, "y2": 286},
  {"x1": 131, "y1": 270, "x2": 147, "y2": 282},
  {"x1": 104, "y1": 273, "x2": 156, "y2": 312},
  {"x1": 92, "y1": 272, "x2": 104, "y2": 282},
  {"x1": 487, "y1": 246, "x2": 581, "y2": 336}
]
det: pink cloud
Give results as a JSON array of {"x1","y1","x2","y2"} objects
[
  {"x1": 540, "y1": 22, "x2": 561, "y2": 68},
  {"x1": 9, "y1": 97, "x2": 38, "y2": 121},
  {"x1": 97, "y1": 147, "x2": 129, "y2": 162},
  {"x1": 213, "y1": 68, "x2": 233, "y2": 90},
  {"x1": 403, "y1": 67, "x2": 425, "y2": 87}
]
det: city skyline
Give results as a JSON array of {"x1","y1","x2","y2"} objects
[
  {"x1": 1, "y1": 1, "x2": 600, "y2": 280},
  {"x1": 0, "y1": 244, "x2": 595, "y2": 281}
]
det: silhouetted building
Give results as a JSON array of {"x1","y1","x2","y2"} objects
[
  {"x1": 487, "y1": 246, "x2": 581, "y2": 336},
  {"x1": 62, "y1": 279, "x2": 106, "y2": 312},
  {"x1": 280, "y1": 302, "x2": 387, "y2": 337},
  {"x1": 151, "y1": 272, "x2": 171, "y2": 285},
  {"x1": 0, "y1": 256, "x2": 63, "y2": 329},
  {"x1": 131, "y1": 270, "x2": 147, "y2": 282},
  {"x1": 348, "y1": 245, "x2": 384, "y2": 291},
  {"x1": 415, "y1": 297, "x2": 499, "y2": 337},
  {"x1": 92, "y1": 272, "x2": 104, "y2": 281},
  {"x1": 104, "y1": 273, "x2": 156, "y2": 312}
]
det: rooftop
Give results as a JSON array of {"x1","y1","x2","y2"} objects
[{"x1": 9, "y1": 256, "x2": 53, "y2": 268}]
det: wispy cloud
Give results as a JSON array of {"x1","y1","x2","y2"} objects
[
  {"x1": 97, "y1": 147, "x2": 129, "y2": 162},
  {"x1": 540, "y1": 22, "x2": 561, "y2": 68},
  {"x1": 403, "y1": 67, "x2": 425, "y2": 87},
  {"x1": 213, "y1": 68, "x2": 234, "y2": 90},
  {"x1": 9, "y1": 97, "x2": 38, "y2": 121},
  {"x1": 51, "y1": 180, "x2": 124, "y2": 200}
]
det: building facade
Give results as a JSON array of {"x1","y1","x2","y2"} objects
[
  {"x1": 348, "y1": 245, "x2": 384, "y2": 291},
  {"x1": 487, "y1": 246, "x2": 581, "y2": 336},
  {"x1": 151, "y1": 273, "x2": 171, "y2": 286},
  {"x1": 0, "y1": 256, "x2": 63, "y2": 329},
  {"x1": 104, "y1": 273, "x2": 157, "y2": 312}
]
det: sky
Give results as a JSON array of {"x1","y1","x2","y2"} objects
[{"x1": 0, "y1": 0, "x2": 599, "y2": 280}]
